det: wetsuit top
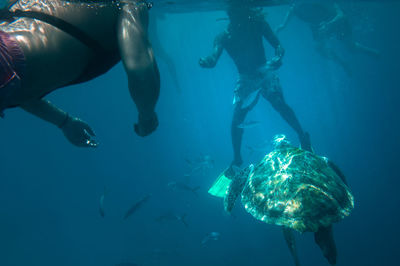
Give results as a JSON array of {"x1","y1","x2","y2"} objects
[
  {"x1": 293, "y1": 2, "x2": 337, "y2": 26},
  {"x1": 0, "y1": 6, "x2": 120, "y2": 86},
  {"x1": 220, "y1": 18, "x2": 274, "y2": 75}
]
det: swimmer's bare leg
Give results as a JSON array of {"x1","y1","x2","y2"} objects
[
  {"x1": 21, "y1": 99, "x2": 97, "y2": 147},
  {"x1": 282, "y1": 227, "x2": 301, "y2": 266},
  {"x1": 265, "y1": 92, "x2": 311, "y2": 152},
  {"x1": 164, "y1": 55, "x2": 181, "y2": 93},
  {"x1": 118, "y1": 2, "x2": 160, "y2": 137},
  {"x1": 316, "y1": 42, "x2": 352, "y2": 76},
  {"x1": 314, "y1": 225, "x2": 337, "y2": 265},
  {"x1": 348, "y1": 41, "x2": 380, "y2": 57},
  {"x1": 150, "y1": 18, "x2": 181, "y2": 93},
  {"x1": 231, "y1": 104, "x2": 249, "y2": 167}
]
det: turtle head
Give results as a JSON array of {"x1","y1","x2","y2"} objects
[
  {"x1": 272, "y1": 134, "x2": 291, "y2": 149},
  {"x1": 223, "y1": 164, "x2": 254, "y2": 214}
]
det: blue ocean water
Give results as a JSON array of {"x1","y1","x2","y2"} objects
[{"x1": 0, "y1": 1, "x2": 399, "y2": 266}]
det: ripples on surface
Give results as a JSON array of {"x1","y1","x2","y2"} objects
[{"x1": 1, "y1": 0, "x2": 383, "y2": 14}]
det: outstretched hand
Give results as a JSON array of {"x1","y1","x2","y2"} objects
[
  {"x1": 134, "y1": 112, "x2": 158, "y2": 137},
  {"x1": 266, "y1": 56, "x2": 283, "y2": 71},
  {"x1": 61, "y1": 116, "x2": 98, "y2": 148},
  {"x1": 199, "y1": 57, "x2": 215, "y2": 68},
  {"x1": 318, "y1": 21, "x2": 333, "y2": 36},
  {"x1": 275, "y1": 25, "x2": 284, "y2": 35}
]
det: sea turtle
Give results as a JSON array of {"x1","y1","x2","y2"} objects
[{"x1": 208, "y1": 135, "x2": 354, "y2": 265}]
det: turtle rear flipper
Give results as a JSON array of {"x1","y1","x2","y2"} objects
[
  {"x1": 223, "y1": 165, "x2": 254, "y2": 214},
  {"x1": 314, "y1": 225, "x2": 337, "y2": 265},
  {"x1": 283, "y1": 227, "x2": 301, "y2": 266}
]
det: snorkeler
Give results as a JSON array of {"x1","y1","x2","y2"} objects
[
  {"x1": 276, "y1": 0, "x2": 380, "y2": 75},
  {"x1": 0, "y1": 0, "x2": 160, "y2": 147},
  {"x1": 149, "y1": 10, "x2": 181, "y2": 93},
  {"x1": 199, "y1": 1, "x2": 311, "y2": 169}
]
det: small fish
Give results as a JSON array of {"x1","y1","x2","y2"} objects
[
  {"x1": 155, "y1": 211, "x2": 188, "y2": 227},
  {"x1": 123, "y1": 194, "x2": 152, "y2": 220},
  {"x1": 185, "y1": 155, "x2": 215, "y2": 175},
  {"x1": 237, "y1": 120, "x2": 261, "y2": 129},
  {"x1": 99, "y1": 187, "x2": 107, "y2": 218},
  {"x1": 167, "y1": 181, "x2": 200, "y2": 195},
  {"x1": 201, "y1": 232, "x2": 220, "y2": 245}
]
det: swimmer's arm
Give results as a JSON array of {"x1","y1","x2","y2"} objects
[
  {"x1": 262, "y1": 21, "x2": 285, "y2": 59},
  {"x1": 326, "y1": 3, "x2": 344, "y2": 25},
  {"x1": 275, "y1": 4, "x2": 295, "y2": 34},
  {"x1": 262, "y1": 21, "x2": 285, "y2": 70},
  {"x1": 21, "y1": 99, "x2": 97, "y2": 147},
  {"x1": 118, "y1": 2, "x2": 160, "y2": 136},
  {"x1": 199, "y1": 32, "x2": 225, "y2": 68},
  {"x1": 21, "y1": 99, "x2": 69, "y2": 128}
]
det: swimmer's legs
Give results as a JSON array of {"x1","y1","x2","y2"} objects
[
  {"x1": 314, "y1": 225, "x2": 337, "y2": 265},
  {"x1": 315, "y1": 41, "x2": 352, "y2": 76},
  {"x1": 347, "y1": 41, "x2": 380, "y2": 57},
  {"x1": 231, "y1": 104, "x2": 249, "y2": 166},
  {"x1": 265, "y1": 92, "x2": 312, "y2": 151},
  {"x1": 282, "y1": 227, "x2": 301, "y2": 266}
]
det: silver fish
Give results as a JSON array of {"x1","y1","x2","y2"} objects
[
  {"x1": 167, "y1": 181, "x2": 200, "y2": 195},
  {"x1": 99, "y1": 187, "x2": 106, "y2": 218},
  {"x1": 155, "y1": 211, "x2": 188, "y2": 227},
  {"x1": 201, "y1": 232, "x2": 220, "y2": 245},
  {"x1": 123, "y1": 194, "x2": 152, "y2": 220}
]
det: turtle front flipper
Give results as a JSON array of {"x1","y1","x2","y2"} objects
[
  {"x1": 326, "y1": 159, "x2": 348, "y2": 186},
  {"x1": 283, "y1": 227, "x2": 301, "y2": 266},
  {"x1": 282, "y1": 226, "x2": 300, "y2": 266},
  {"x1": 224, "y1": 165, "x2": 253, "y2": 214}
]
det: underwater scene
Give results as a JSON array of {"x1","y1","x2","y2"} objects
[{"x1": 0, "y1": 0, "x2": 399, "y2": 265}]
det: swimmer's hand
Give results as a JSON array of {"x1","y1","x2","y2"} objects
[
  {"x1": 61, "y1": 115, "x2": 98, "y2": 148},
  {"x1": 318, "y1": 21, "x2": 331, "y2": 36},
  {"x1": 266, "y1": 56, "x2": 283, "y2": 70},
  {"x1": 199, "y1": 57, "x2": 216, "y2": 68},
  {"x1": 134, "y1": 112, "x2": 158, "y2": 137},
  {"x1": 275, "y1": 25, "x2": 284, "y2": 34}
]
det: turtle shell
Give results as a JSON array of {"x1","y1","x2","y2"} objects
[{"x1": 241, "y1": 144, "x2": 354, "y2": 233}]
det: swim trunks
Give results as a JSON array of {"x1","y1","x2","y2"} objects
[
  {"x1": 233, "y1": 67, "x2": 282, "y2": 110},
  {"x1": 0, "y1": 30, "x2": 25, "y2": 117}
]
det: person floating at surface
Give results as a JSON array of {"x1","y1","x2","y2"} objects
[
  {"x1": 149, "y1": 10, "x2": 181, "y2": 93},
  {"x1": 275, "y1": 0, "x2": 380, "y2": 75},
  {"x1": 199, "y1": 1, "x2": 311, "y2": 169},
  {"x1": 0, "y1": 0, "x2": 160, "y2": 147}
]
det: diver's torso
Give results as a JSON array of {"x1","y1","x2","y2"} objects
[
  {"x1": 0, "y1": 0, "x2": 121, "y2": 103},
  {"x1": 223, "y1": 21, "x2": 267, "y2": 75}
]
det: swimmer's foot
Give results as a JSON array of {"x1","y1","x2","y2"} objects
[
  {"x1": 300, "y1": 132, "x2": 313, "y2": 152},
  {"x1": 225, "y1": 158, "x2": 243, "y2": 179},
  {"x1": 232, "y1": 157, "x2": 243, "y2": 168}
]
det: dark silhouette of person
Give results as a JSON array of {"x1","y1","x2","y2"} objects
[
  {"x1": 149, "y1": 10, "x2": 182, "y2": 93},
  {"x1": 276, "y1": 0, "x2": 380, "y2": 75},
  {"x1": 199, "y1": 3, "x2": 311, "y2": 169}
]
